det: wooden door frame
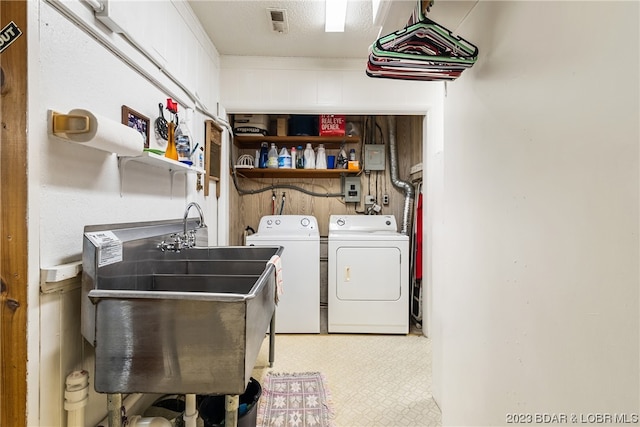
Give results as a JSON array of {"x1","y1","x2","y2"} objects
[{"x1": 0, "y1": 1, "x2": 29, "y2": 425}]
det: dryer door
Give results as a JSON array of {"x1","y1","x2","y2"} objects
[{"x1": 335, "y1": 246, "x2": 401, "y2": 301}]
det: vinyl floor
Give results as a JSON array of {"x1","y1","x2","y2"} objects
[{"x1": 252, "y1": 325, "x2": 441, "y2": 427}]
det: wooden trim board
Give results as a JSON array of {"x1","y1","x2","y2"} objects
[{"x1": 0, "y1": 1, "x2": 29, "y2": 425}]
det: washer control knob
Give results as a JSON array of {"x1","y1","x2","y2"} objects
[
  {"x1": 266, "y1": 219, "x2": 273, "y2": 225},
  {"x1": 386, "y1": 220, "x2": 391, "y2": 226},
  {"x1": 337, "y1": 218, "x2": 346, "y2": 227},
  {"x1": 301, "y1": 217, "x2": 310, "y2": 227},
  {"x1": 275, "y1": 219, "x2": 281, "y2": 225}
]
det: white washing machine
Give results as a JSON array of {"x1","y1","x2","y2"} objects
[
  {"x1": 246, "y1": 215, "x2": 320, "y2": 333},
  {"x1": 328, "y1": 215, "x2": 409, "y2": 334}
]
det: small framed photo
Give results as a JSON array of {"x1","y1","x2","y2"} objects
[{"x1": 121, "y1": 105, "x2": 150, "y2": 148}]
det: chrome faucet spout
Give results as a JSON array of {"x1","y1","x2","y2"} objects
[{"x1": 183, "y1": 202, "x2": 205, "y2": 236}]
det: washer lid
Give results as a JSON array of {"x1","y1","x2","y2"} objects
[{"x1": 253, "y1": 215, "x2": 319, "y2": 237}]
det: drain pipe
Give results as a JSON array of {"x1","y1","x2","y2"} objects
[
  {"x1": 183, "y1": 394, "x2": 199, "y2": 427},
  {"x1": 387, "y1": 116, "x2": 415, "y2": 235},
  {"x1": 64, "y1": 370, "x2": 89, "y2": 427}
]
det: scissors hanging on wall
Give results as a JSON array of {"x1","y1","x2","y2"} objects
[{"x1": 366, "y1": 0, "x2": 478, "y2": 82}]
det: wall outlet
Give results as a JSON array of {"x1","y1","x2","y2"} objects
[
  {"x1": 382, "y1": 194, "x2": 389, "y2": 205},
  {"x1": 365, "y1": 195, "x2": 375, "y2": 205}
]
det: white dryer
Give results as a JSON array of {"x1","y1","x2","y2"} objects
[
  {"x1": 328, "y1": 215, "x2": 409, "y2": 334},
  {"x1": 246, "y1": 215, "x2": 320, "y2": 333}
]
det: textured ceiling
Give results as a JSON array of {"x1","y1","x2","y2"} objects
[{"x1": 188, "y1": 0, "x2": 477, "y2": 59}]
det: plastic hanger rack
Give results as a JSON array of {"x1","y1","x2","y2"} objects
[{"x1": 367, "y1": 0, "x2": 478, "y2": 81}]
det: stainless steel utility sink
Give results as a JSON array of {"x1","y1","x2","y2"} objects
[{"x1": 81, "y1": 219, "x2": 282, "y2": 395}]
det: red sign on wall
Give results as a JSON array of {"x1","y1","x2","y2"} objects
[{"x1": 319, "y1": 115, "x2": 345, "y2": 136}]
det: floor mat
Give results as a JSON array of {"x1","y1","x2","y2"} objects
[{"x1": 257, "y1": 372, "x2": 335, "y2": 427}]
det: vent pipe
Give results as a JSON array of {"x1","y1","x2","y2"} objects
[{"x1": 387, "y1": 116, "x2": 414, "y2": 235}]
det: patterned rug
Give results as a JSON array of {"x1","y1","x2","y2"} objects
[{"x1": 257, "y1": 372, "x2": 335, "y2": 427}]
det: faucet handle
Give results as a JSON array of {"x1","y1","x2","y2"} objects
[
  {"x1": 158, "y1": 240, "x2": 175, "y2": 252},
  {"x1": 186, "y1": 230, "x2": 197, "y2": 247}
]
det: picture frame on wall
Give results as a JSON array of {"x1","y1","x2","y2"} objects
[{"x1": 121, "y1": 105, "x2": 150, "y2": 148}]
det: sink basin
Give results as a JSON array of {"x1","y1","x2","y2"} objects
[{"x1": 81, "y1": 219, "x2": 283, "y2": 395}]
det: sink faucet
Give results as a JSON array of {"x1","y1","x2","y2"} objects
[
  {"x1": 159, "y1": 202, "x2": 206, "y2": 252},
  {"x1": 184, "y1": 201, "x2": 205, "y2": 236}
]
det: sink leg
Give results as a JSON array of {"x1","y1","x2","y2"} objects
[
  {"x1": 107, "y1": 393, "x2": 123, "y2": 427},
  {"x1": 225, "y1": 394, "x2": 239, "y2": 427},
  {"x1": 269, "y1": 312, "x2": 276, "y2": 367}
]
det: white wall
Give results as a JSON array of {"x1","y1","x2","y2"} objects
[
  {"x1": 27, "y1": 1, "x2": 221, "y2": 425},
  {"x1": 433, "y1": 1, "x2": 639, "y2": 425},
  {"x1": 220, "y1": 56, "x2": 442, "y2": 115}
]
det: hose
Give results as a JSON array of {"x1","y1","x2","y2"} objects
[{"x1": 279, "y1": 192, "x2": 286, "y2": 215}]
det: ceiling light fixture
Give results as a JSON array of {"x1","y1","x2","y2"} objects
[{"x1": 325, "y1": 0, "x2": 348, "y2": 32}]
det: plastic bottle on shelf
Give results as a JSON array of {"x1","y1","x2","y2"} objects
[
  {"x1": 176, "y1": 134, "x2": 191, "y2": 162},
  {"x1": 278, "y1": 147, "x2": 292, "y2": 168},
  {"x1": 267, "y1": 143, "x2": 279, "y2": 168},
  {"x1": 338, "y1": 146, "x2": 348, "y2": 169},
  {"x1": 296, "y1": 145, "x2": 304, "y2": 169},
  {"x1": 259, "y1": 142, "x2": 269, "y2": 168},
  {"x1": 315, "y1": 144, "x2": 327, "y2": 169},
  {"x1": 349, "y1": 148, "x2": 356, "y2": 161},
  {"x1": 303, "y1": 143, "x2": 315, "y2": 169},
  {"x1": 290, "y1": 147, "x2": 297, "y2": 169},
  {"x1": 197, "y1": 146, "x2": 205, "y2": 169}
]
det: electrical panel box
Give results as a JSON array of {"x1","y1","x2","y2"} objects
[
  {"x1": 364, "y1": 144, "x2": 386, "y2": 171},
  {"x1": 344, "y1": 177, "x2": 361, "y2": 203}
]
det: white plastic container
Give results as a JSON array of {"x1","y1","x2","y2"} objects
[
  {"x1": 303, "y1": 143, "x2": 316, "y2": 169},
  {"x1": 278, "y1": 147, "x2": 292, "y2": 168},
  {"x1": 315, "y1": 144, "x2": 327, "y2": 169},
  {"x1": 267, "y1": 143, "x2": 279, "y2": 168}
]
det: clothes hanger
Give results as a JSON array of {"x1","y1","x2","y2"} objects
[
  {"x1": 366, "y1": 0, "x2": 478, "y2": 81},
  {"x1": 373, "y1": 18, "x2": 478, "y2": 65}
]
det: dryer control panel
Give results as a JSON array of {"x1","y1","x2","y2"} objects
[{"x1": 329, "y1": 214, "x2": 398, "y2": 233}]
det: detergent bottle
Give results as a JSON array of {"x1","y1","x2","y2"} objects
[
  {"x1": 278, "y1": 147, "x2": 292, "y2": 168},
  {"x1": 267, "y1": 143, "x2": 279, "y2": 168},
  {"x1": 303, "y1": 143, "x2": 315, "y2": 169},
  {"x1": 259, "y1": 142, "x2": 269, "y2": 168},
  {"x1": 315, "y1": 144, "x2": 327, "y2": 169},
  {"x1": 296, "y1": 145, "x2": 305, "y2": 168}
]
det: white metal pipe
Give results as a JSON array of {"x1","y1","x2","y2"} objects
[
  {"x1": 225, "y1": 395, "x2": 240, "y2": 427},
  {"x1": 82, "y1": 0, "x2": 103, "y2": 12},
  {"x1": 183, "y1": 394, "x2": 199, "y2": 427},
  {"x1": 43, "y1": 0, "x2": 218, "y2": 122},
  {"x1": 64, "y1": 370, "x2": 89, "y2": 427}
]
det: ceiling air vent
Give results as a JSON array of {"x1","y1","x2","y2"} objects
[{"x1": 267, "y1": 8, "x2": 289, "y2": 34}]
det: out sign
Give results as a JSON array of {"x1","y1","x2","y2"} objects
[{"x1": 0, "y1": 21, "x2": 22, "y2": 54}]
